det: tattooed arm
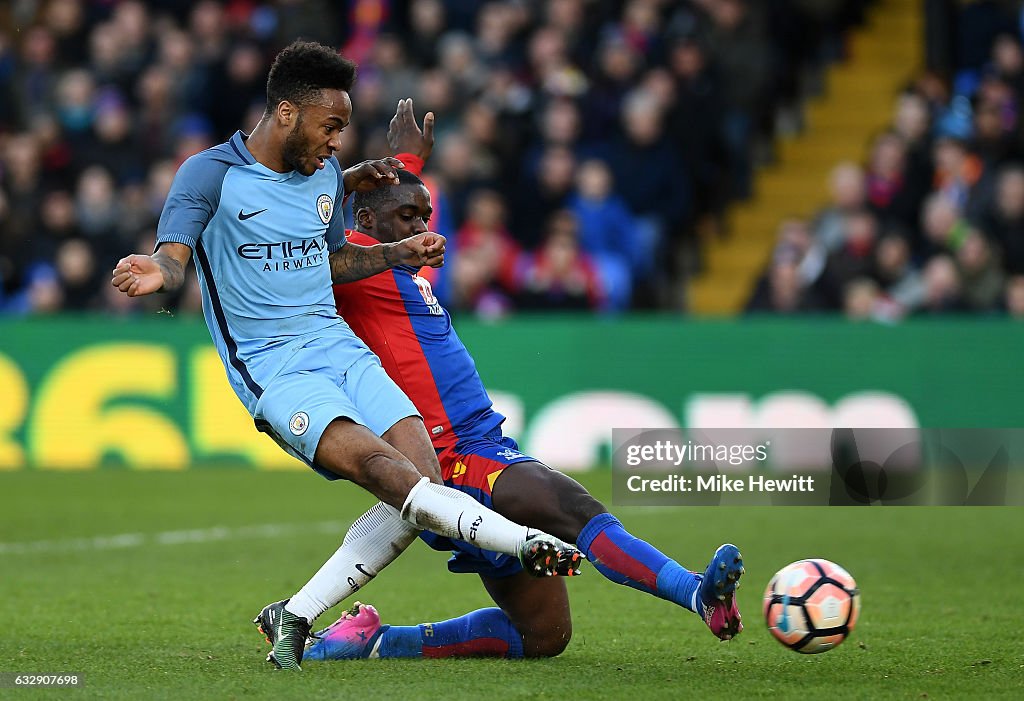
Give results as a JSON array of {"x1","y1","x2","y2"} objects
[
  {"x1": 329, "y1": 241, "x2": 400, "y2": 284},
  {"x1": 329, "y1": 233, "x2": 446, "y2": 284}
]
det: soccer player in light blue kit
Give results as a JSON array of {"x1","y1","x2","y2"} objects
[{"x1": 110, "y1": 41, "x2": 581, "y2": 671}]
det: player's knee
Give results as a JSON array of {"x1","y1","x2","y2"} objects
[
  {"x1": 355, "y1": 450, "x2": 422, "y2": 493},
  {"x1": 565, "y1": 493, "x2": 605, "y2": 532},
  {"x1": 523, "y1": 623, "x2": 572, "y2": 658},
  {"x1": 348, "y1": 449, "x2": 392, "y2": 481}
]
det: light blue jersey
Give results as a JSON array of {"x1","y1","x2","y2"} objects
[
  {"x1": 156, "y1": 131, "x2": 419, "y2": 468},
  {"x1": 157, "y1": 131, "x2": 351, "y2": 410}
]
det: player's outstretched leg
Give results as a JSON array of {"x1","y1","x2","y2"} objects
[
  {"x1": 491, "y1": 461, "x2": 745, "y2": 639},
  {"x1": 400, "y1": 476, "x2": 583, "y2": 578},
  {"x1": 304, "y1": 603, "x2": 526, "y2": 661},
  {"x1": 312, "y1": 419, "x2": 582, "y2": 579}
]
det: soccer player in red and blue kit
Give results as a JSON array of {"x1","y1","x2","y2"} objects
[{"x1": 305, "y1": 100, "x2": 744, "y2": 661}]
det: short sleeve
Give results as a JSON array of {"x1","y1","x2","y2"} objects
[{"x1": 156, "y1": 153, "x2": 226, "y2": 251}]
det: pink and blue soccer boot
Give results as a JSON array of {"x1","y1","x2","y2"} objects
[
  {"x1": 303, "y1": 602, "x2": 385, "y2": 661},
  {"x1": 696, "y1": 543, "x2": 744, "y2": 640}
]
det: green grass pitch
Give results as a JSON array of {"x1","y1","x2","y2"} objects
[{"x1": 1, "y1": 469, "x2": 1022, "y2": 700}]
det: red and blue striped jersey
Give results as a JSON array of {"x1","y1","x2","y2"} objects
[{"x1": 333, "y1": 231, "x2": 505, "y2": 449}]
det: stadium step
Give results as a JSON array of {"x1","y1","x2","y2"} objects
[{"x1": 688, "y1": 0, "x2": 923, "y2": 315}]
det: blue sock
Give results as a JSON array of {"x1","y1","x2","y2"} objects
[
  {"x1": 377, "y1": 607, "x2": 524, "y2": 659},
  {"x1": 577, "y1": 512, "x2": 700, "y2": 611}
]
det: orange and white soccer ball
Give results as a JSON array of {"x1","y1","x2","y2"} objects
[{"x1": 763, "y1": 558, "x2": 861, "y2": 654}]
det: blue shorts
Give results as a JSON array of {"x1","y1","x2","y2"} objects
[
  {"x1": 419, "y1": 430, "x2": 540, "y2": 579},
  {"x1": 253, "y1": 336, "x2": 419, "y2": 480}
]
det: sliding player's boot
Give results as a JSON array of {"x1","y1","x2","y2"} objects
[
  {"x1": 304, "y1": 602, "x2": 385, "y2": 661},
  {"x1": 696, "y1": 543, "x2": 744, "y2": 640},
  {"x1": 254, "y1": 599, "x2": 312, "y2": 670},
  {"x1": 520, "y1": 533, "x2": 584, "y2": 577}
]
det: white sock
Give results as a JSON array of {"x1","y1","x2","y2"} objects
[
  {"x1": 400, "y1": 477, "x2": 537, "y2": 556},
  {"x1": 285, "y1": 502, "x2": 419, "y2": 623}
]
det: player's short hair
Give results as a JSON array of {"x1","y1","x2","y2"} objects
[
  {"x1": 352, "y1": 169, "x2": 426, "y2": 215},
  {"x1": 265, "y1": 40, "x2": 357, "y2": 112}
]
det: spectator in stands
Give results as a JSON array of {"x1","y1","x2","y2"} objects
[
  {"x1": 820, "y1": 209, "x2": 880, "y2": 308},
  {"x1": 746, "y1": 259, "x2": 819, "y2": 314},
  {"x1": 702, "y1": 0, "x2": 773, "y2": 199},
  {"x1": 207, "y1": 43, "x2": 267, "y2": 140},
  {"x1": 865, "y1": 130, "x2": 920, "y2": 234},
  {"x1": 932, "y1": 134, "x2": 985, "y2": 214},
  {"x1": 843, "y1": 277, "x2": 884, "y2": 321},
  {"x1": 449, "y1": 189, "x2": 521, "y2": 315},
  {"x1": 568, "y1": 159, "x2": 636, "y2": 310},
  {"x1": 515, "y1": 144, "x2": 577, "y2": 249},
  {"x1": 53, "y1": 238, "x2": 99, "y2": 311},
  {"x1": 920, "y1": 192, "x2": 970, "y2": 257},
  {"x1": 813, "y1": 161, "x2": 868, "y2": 253},
  {"x1": 956, "y1": 228, "x2": 1005, "y2": 311},
  {"x1": 990, "y1": 32, "x2": 1024, "y2": 96},
  {"x1": 873, "y1": 233, "x2": 924, "y2": 313},
  {"x1": 1005, "y1": 275, "x2": 1024, "y2": 318},
  {"x1": 917, "y1": 255, "x2": 967, "y2": 314},
  {"x1": 583, "y1": 30, "x2": 643, "y2": 144},
  {"x1": 515, "y1": 209, "x2": 604, "y2": 311},
  {"x1": 607, "y1": 89, "x2": 689, "y2": 303},
  {"x1": 0, "y1": 0, "x2": 933, "y2": 317},
  {"x1": 746, "y1": 219, "x2": 827, "y2": 314},
  {"x1": 977, "y1": 164, "x2": 1024, "y2": 274},
  {"x1": 73, "y1": 92, "x2": 143, "y2": 183},
  {"x1": 889, "y1": 90, "x2": 933, "y2": 222},
  {"x1": 665, "y1": 35, "x2": 727, "y2": 240}
]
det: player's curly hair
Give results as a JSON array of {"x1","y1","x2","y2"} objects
[
  {"x1": 265, "y1": 40, "x2": 357, "y2": 113},
  {"x1": 352, "y1": 169, "x2": 426, "y2": 214}
]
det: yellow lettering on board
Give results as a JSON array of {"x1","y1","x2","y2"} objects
[
  {"x1": 29, "y1": 344, "x2": 188, "y2": 469},
  {"x1": 0, "y1": 353, "x2": 29, "y2": 469}
]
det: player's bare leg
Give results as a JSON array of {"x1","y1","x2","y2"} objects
[
  {"x1": 490, "y1": 461, "x2": 744, "y2": 640},
  {"x1": 381, "y1": 416, "x2": 444, "y2": 483},
  {"x1": 313, "y1": 417, "x2": 430, "y2": 506}
]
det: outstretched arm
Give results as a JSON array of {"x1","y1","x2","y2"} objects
[
  {"x1": 329, "y1": 234, "x2": 446, "y2": 284},
  {"x1": 111, "y1": 242, "x2": 192, "y2": 297},
  {"x1": 388, "y1": 97, "x2": 434, "y2": 174}
]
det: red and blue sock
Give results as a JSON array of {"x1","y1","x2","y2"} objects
[
  {"x1": 577, "y1": 512, "x2": 700, "y2": 611},
  {"x1": 377, "y1": 607, "x2": 524, "y2": 659}
]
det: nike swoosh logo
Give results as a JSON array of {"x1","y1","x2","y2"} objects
[
  {"x1": 238, "y1": 208, "x2": 267, "y2": 220},
  {"x1": 354, "y1": 563, "x2": 374, "y2": 578}
]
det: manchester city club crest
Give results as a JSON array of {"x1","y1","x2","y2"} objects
[
  {"x1": 289, "y1": 411, "x2": 310, "y2": 436},
  {"x1": 316, "y1": 194, "x2": 333, "y2": 224}
]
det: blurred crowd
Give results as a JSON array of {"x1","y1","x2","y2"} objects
[
  {"x1": 748, "y1": 0, "x2": 1024, "y2": 320},
  {"x1": 0, "y1": 0, "x2": 874, "y2": 316}
]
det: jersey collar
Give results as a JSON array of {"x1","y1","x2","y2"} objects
[{"x1": 230, "y1": 130, "x2": 301, "y2": 180}]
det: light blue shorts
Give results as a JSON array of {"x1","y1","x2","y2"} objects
[{"x1": 253, "y1": 336, "x2": 419, "y2": 479}]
